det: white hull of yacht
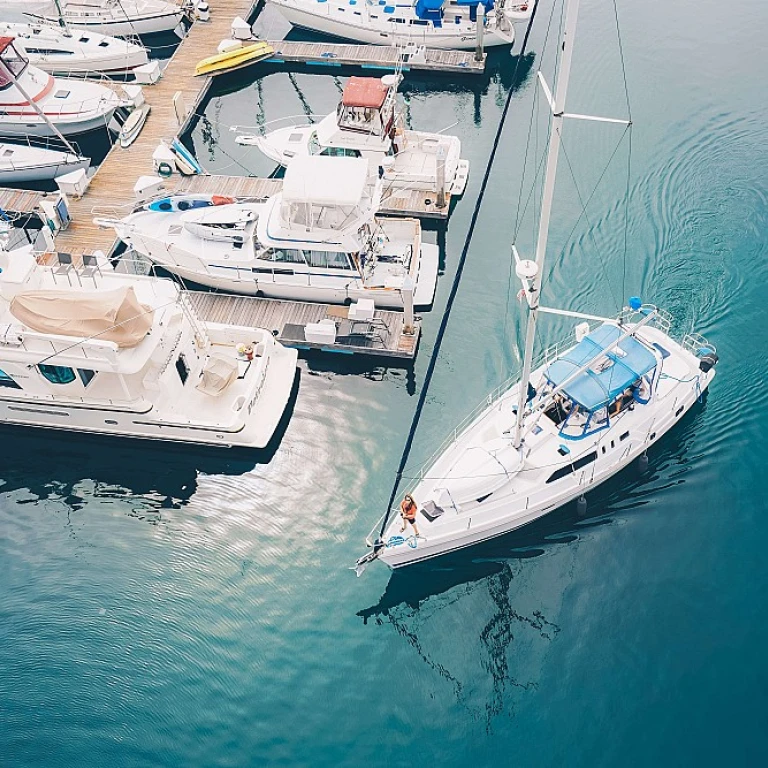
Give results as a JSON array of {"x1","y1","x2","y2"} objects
[
  {"x1": 0, "y1": 343, "x2": 296, "y2": 448},
  {"x1": 252, "y1": 127, "x2": 468, "y2": 196},
  {"x1": 271, "y1": 1, "x2": 514, "y2": 49},
  {"x1": 0, "y1": 108, "x2": 118, "y2": 137},
  {"x1": 376, "y1": 324, "x2": 716, "y2": 568},
  {"x1": 147, "y1": 242, "x2": 440, "y2": 309},
  {"x1": 0, "y1": 22, "x2": 149, "y2": 74},
  {"x1": 0, "y1": 142, "x2": 89, "y2": 181}
]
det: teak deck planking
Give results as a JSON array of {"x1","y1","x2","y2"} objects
[{"x1": 186, "y1": 290, "x2": 420, "y2": 359}]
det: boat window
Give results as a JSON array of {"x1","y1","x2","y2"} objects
[
  {"x1": 175, "y1": 354, "x2": 189, "y2": 385},
  {"x1": 545, "y1": 451, "x2": 598, "y2": 484},
  {"x1": 54, "y1": 90, "x2": 71, "y2": 99},
  {"x1": 308, "y1": 132, "x2": 321, "y2": 155},
  {"x1": 0, "y1": 368, "x2": 21, "y2": 389},
  {"x1": 0, "y1": 43, "x2": 29, "y2": 90},
  {"x1": 38, "y1": 364, "x2": 76, "y2": 385},
  {"x1": 77, "y1": 369, "x2": 96, "y2": 388},
  {"x1": 320, "y1": 146, "x2": 361, "y2": 158},
  {"x1": 271, "y1": 248, "x2": 306, "y2": 264},
  {"x1": 307, "y1": 250, "x2": 353, "y2": 270}
]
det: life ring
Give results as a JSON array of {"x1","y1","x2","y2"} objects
[{"x1": 157, "y1": 161, "x2": 174, "y2": 179}]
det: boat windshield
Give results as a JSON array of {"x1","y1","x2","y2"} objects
[{"x1": 0, "y1": 42, "x2": 29, "y2": 90}]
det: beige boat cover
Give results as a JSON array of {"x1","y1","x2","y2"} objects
[
  {"x1": 196, "y1": 354, "x2": 238, "y2": 396},
  {"x1": 10, "y1": 286, "x2": 153, "y2": 348}
]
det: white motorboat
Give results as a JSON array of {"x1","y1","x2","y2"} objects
[
  {"x1": 268, "y1": 0, "x2": 533, "y2": 50},
  {"x1": 0, "y1": 244, "x2": 298, "y2": 448},
  {"x1": 25, "y1": 1, "x2": 188, "y2": 38},
  {"x1": 0, "y1": 21, "x2": 149, "y2": 75},
  {"x1": 103, "y1": 157, "x2": 440, "y2": 310},
  {"x1": 0, "y1": 140, "x2": 89, "y2": 181},
  {"x1": 357, "y1": 0, "x2": 719, "y2": 571},
  {"x1": 236, "y1": 73, "x2": 470, "y2": 196},
  {"x1": 0, "y1": 36, "x2": 124, "y2": 137}
]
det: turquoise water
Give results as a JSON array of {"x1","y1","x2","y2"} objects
[{"x1": 2, "y1": 0, "x2": 768, "y2": 765}]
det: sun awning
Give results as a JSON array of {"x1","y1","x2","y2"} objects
[
  {"x1": 544, "y1": 323, "x2": 658, "y2": 411},
  {"x1": 10, "y1": 285, "x2": 154, "y2": 348},
  {"x1": 282, "y1": 156, "x2": 369, "y2": 207},
  {"x1": 341, "y1": 77, "x2": 389, "y2": 109}
]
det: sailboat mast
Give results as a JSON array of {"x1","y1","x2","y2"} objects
[{"x1": 513, "y1": 0, "x2": 581, "y2": 450}]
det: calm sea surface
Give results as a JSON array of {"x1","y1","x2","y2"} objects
[{"x1": 2, "y1": 1, "x2": 767, "y2": 765}]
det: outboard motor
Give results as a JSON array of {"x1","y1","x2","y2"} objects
[{"x1": 699, "y1": 352, "x2": 718, "y2": 373}]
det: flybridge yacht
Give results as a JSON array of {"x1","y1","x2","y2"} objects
[
  {"x1": 0, "y1": 36, "x2": 124, "y2": 136},
  {"x1": 356, "y1": 0, "x2": 719, "y2": 572},
  {"x1": 25, "y1": 1, "x2": 188, "y2": 38},
  {"x1": 236, "y1": 75, "x2": 469, "y2": 197},
  {"x1": 0, "y1": 245, "x2": 298, "y2": 448},
  {"x1": 0, "y1": 140, "x2": 89, "y2": 182},
  {"x1": 0, "y1": 21, "x2": 149, "y2": 75},
  {"x1": 268, "y1": 0, "x2": 533, "y2": 50},
  {"x1": 105, "y1": 157, "x2": 440, "y2": 310}
]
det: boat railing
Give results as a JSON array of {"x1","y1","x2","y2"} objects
[
  {"x1": 681, "y1": 332, "x2": 715, "y2": 357},
  {"x1": 231, "y1": 114, "x2": 324, "y2": 138}
]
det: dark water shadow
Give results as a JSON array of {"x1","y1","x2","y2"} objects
[{"x1": 0, "y1": 369, "x2": 301, "y2": 510}]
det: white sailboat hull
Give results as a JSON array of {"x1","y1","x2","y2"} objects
[
  {"x1": 0, "y1": 22, "x2": 149, "y2": 74},
  {"x1": 377, "y1": 324, "x2": 716, "y2": 568},
  {"x1": 271, "y1": 1, "x2": 514, "y2": 49},
  {"x1": 0, "y1": 142, "x2": 89, "y2": 182}
]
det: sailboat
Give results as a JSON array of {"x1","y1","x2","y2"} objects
[
  {"x1": 0, "y1": 140, "x2": 89, "y2": 182},
  {"x1": 0, "y1": 20, "x2": 149, "y2": 75},
  {"x1": 0, "y1": 36, "x2": 124, "y2": 137},
  {"x1": 24, "y1": 0, "x2": 188, "y2": 38},
  {"x1": 357, "y1": 0, "x2": 719, "y2": 570},
  {"x1": 268, "y1": 0, "x2": 533, "y2": 50}
]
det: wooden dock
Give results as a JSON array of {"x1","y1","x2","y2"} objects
[
  {"x1": 175, "y1": 174, "x2": 451, "y2": 219},
  {"x1": 0, "y1": 187, "x2": 47, "y2": 220},
  {"x1": 51, "y1": 0, "x2": 260, "y2": 257},
  {"x1": 186, "y1": 290, "x2": 420, "y2": 360},
  {"x1": 264, "y1": 40, "x2": 485, "y2": 75}
]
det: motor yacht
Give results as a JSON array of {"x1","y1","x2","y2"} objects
[
  {"x1": 268, "y1": 0, "x2": 533, "y2": 50},
  {"x1": 236, "y1": 74, "x2": 469, "y2": 196},
  {"x1": 0, "y1": 36, "x2": 125, "y2": 137},
  {"x1": 0, "y1": 245, "x2": 298, "y2": 448},
  {"x1": 0, "y1": 21, "x2": 149, "y2": 75},
  {"x1": 104, "y1": 156, "x2": 440, "y2": 310}
]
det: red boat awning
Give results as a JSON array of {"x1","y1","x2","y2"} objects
[
  {"x1": 0, "y1": 37, "x2": 16, "y2": 56},
  {"x1": 341, "y1": 77, "x2": 389, "y2": 109}
]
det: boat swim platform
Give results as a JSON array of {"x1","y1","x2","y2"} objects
[
  {"x1": 174, "y1": 174, "x2": 452, "y2": 220},
  {"x1": 262, "y1": 40, "x2": 486, "y2": 76},
  {"x1": 50, "y1": 0, "x2": 261, "y2": 256},
  {"x1": 186, "y1": 291, "x2": 420, "y2": 361}
]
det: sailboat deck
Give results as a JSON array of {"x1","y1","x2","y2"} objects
[{"x1": 186, "y1": 291, "x2": 420, "y2": 360}]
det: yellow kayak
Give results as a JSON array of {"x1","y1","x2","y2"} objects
[{"x1": 195, "y1": 42, "x2": 274, "y2": 77}]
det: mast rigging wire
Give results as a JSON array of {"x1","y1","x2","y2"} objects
[{"x1": 377, "y1": 3, "x2": 541, "y2": 539}]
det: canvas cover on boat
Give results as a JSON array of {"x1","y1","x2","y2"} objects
[
  {"x1": 196, "y1": 354, "x2": 238, "y2": 396},
  {"x1": 282, "y1": 156, "x2": 368, "y2": 207},
  {"x1": 341, "y1": 76, "x2": 389, "y2": 109},
  {"x1": 544, "y1": 323, "x2": 658, "y2": 411},
  {"x1": 10, "y1": 286, "x2": 153, "y2": 348}
]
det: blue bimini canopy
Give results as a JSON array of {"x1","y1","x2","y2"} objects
[
  {"x1": 416, "y1": 0, "x2": 444, "y2": 18},
  {"x1": 544, "y1": 323, "x2": 658, "y2": 412}
]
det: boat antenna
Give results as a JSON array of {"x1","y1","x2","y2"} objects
[
  {"x1": 512, "y1": 0, "x2": 581, "y2": 450},
  {"x1": 3, "y1": 45, "x2": 81, "y2": 158}
]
